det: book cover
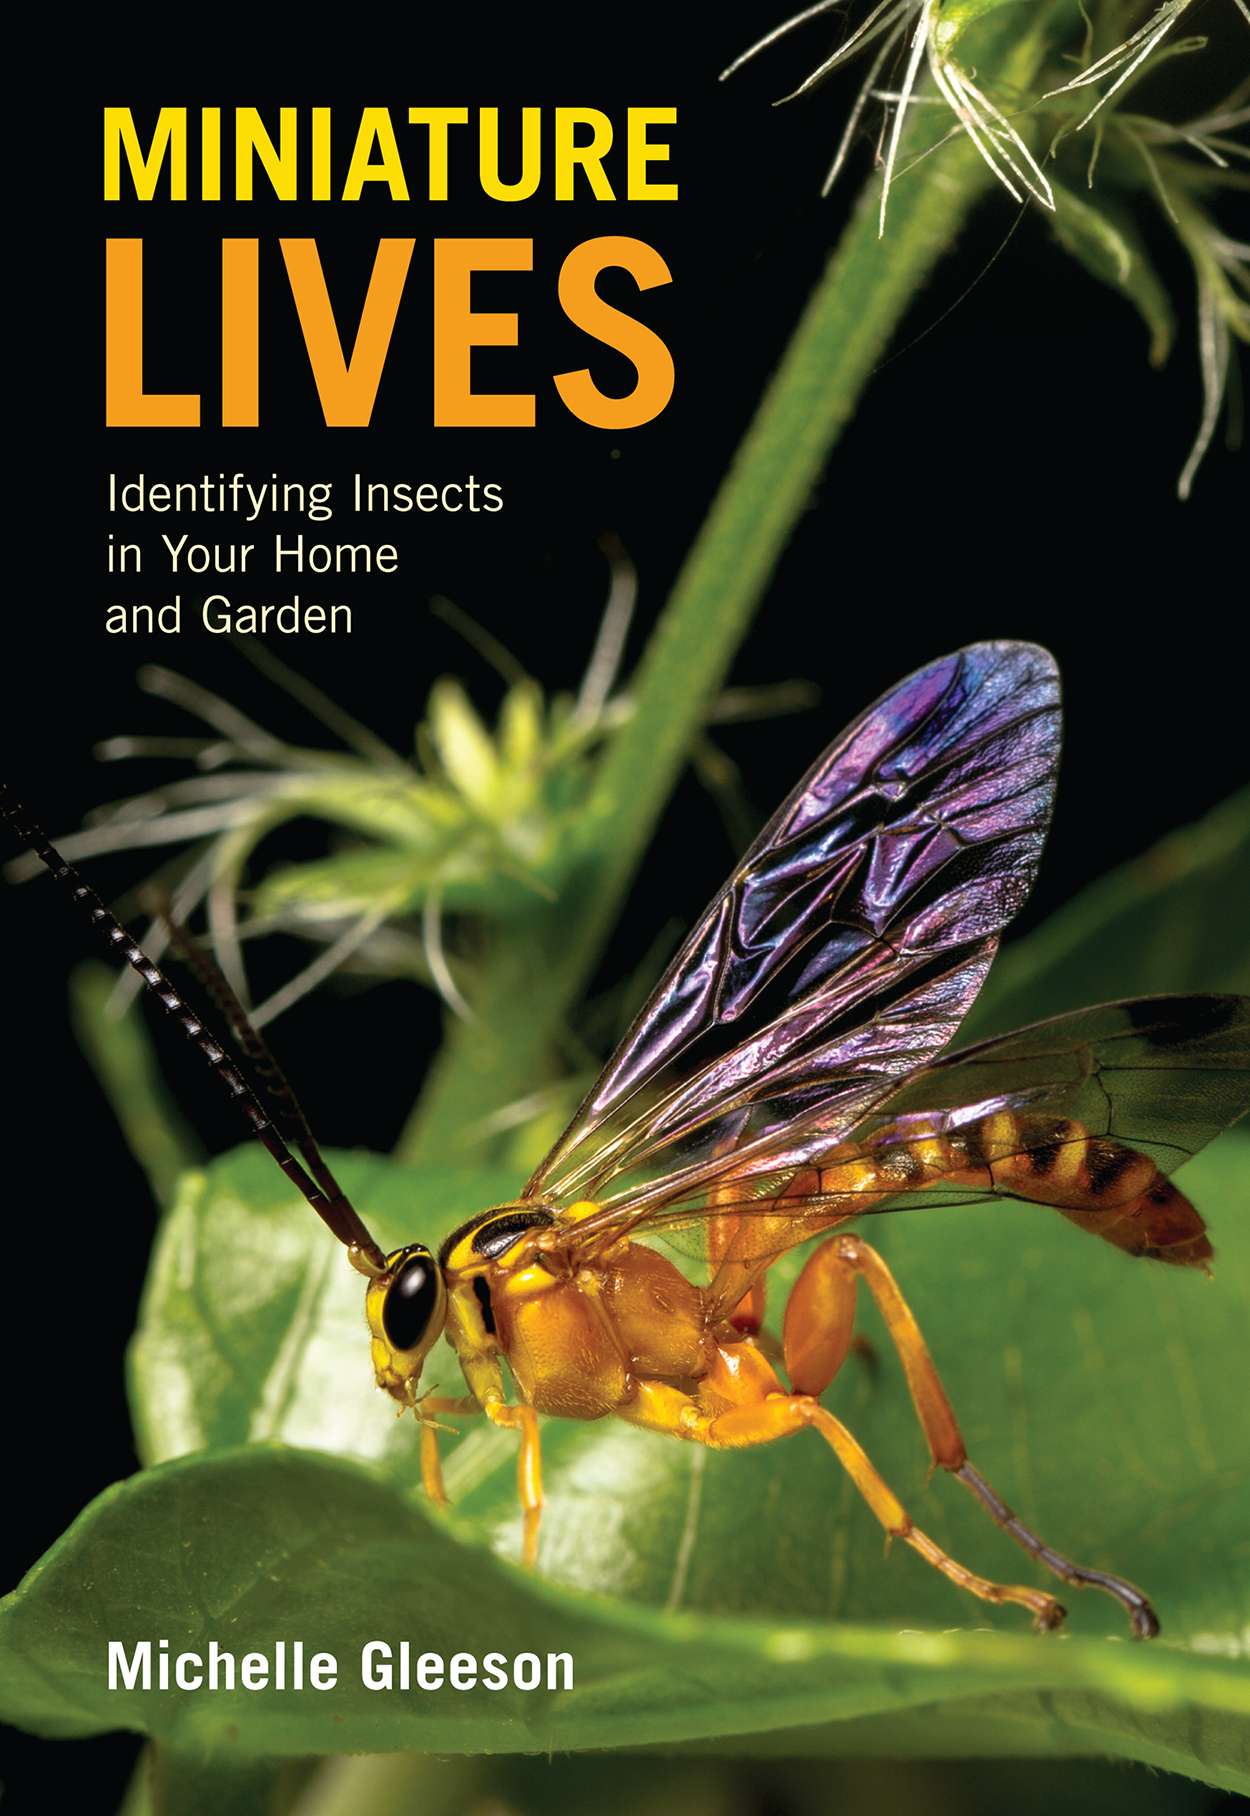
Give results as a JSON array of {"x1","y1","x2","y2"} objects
[{"x1": 3, "y1": 5, "x2": 1247, "y2": 1810}]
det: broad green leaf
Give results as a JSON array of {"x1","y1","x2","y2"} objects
[
  {"x1": 2, "y1": 1388, "x2": 1248, "y2": 1777},
  {"x1": 204, "y1": 1749, "x2": 1250, "y2": 1816}
]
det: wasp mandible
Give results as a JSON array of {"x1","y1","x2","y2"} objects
[{"x1": 9, "y1": 642, "x2": 1248, "y2": 1638}]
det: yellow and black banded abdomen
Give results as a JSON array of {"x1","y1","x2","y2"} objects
[
  {"x1": 833, "y1": 1109, "x2": 1213, "y2": 1268},
  {"x1": 983, "y1": 1111, "x2": 1210, "y2": 1266}
]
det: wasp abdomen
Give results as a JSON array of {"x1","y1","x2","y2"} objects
[
  {"x1": 804, "y1": 1109, "x2": 1213, "y2": 1267},
  {"x1": 987, "y1": 1112, "x2": 1212, "y2": 1266},
  {"x1": 902, "y1": 1110, "x2": 1213, "y2": 1267}
]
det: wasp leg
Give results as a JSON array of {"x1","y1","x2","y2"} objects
[
  {"x1": 785, "y1": 1234, "x2": 1157, "y2": 1637},
  {"x1": 452, "y1": 1345, "x2": 546, "y2": 1567},
  {"x1": 419, "y1": 1396, "x2": 484, "y2": 1510},
  {"x1": 952, "y1": 1460, "x2": 1158, "y2": 1638},
  {"x1": 784, "y1": 1235, "x2": 963, "y2": 1451},
  {"x1": 705, "y1": 1198, "x2": 770, "y2": 1336},
  {"x1": 419, "y1": 1421, "x2": 448, "y2": 1509},
  {"x1": 616, "y1": 1364, "x2": 1065, "y2": 1632},
  {"x1": 483, "y1": 1401, "x2": 544, "y2": 1568}
]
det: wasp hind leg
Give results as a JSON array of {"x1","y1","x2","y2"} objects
[
  {"x1": 616, "y1": 1353, "x2": 1065, "y2": 1633},
  {"x1": 785, "y1": 1233, "x2": 1158, "y2": 1637}
]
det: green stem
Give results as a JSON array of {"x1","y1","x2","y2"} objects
[
  {"x1": 71, "y1": 961, "x2": 204, "y2": 1207},
  {"x1": 397, "y1": 9, "x2": 1068, "y2": 1166}
]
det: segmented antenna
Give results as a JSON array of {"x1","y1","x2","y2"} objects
[
  {"x1": 151, "y1": 890, "x2": 352, "y2": 1216},
  {"x1": 2, "y1": 785, "x2": 388, "y2": 1276}
]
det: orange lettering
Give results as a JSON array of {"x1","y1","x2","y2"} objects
[
  {"x1": 105, "y1": 240, "x2": 200, "y2": 427},
  {"x1": 433, "y1": 239, "x2": 534, "y2": 428},
  {"x1": 280, "y1": 238, "x2": 415, "y2": 427},
  {"x1": 221, "y1": 240, "x2": 259, "y2": 427},
  {"x1": 554, "y1": 237, "x2": 673, "y2": 430}
]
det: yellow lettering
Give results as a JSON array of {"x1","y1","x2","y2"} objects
[
  {"x1": 627, "y1": 109, "x2": 676, "y2": 200},
  {"x1": 312, "y1": 109, "x2": 332, "y2": 201},
  {"x1": 104, "y1": 108, "x2": 187, "y2": 201},
  {"x1": 479, "y1": 107, "x2": 541, "y2": 201},
  {"x1": 235, "y1": 108, "x2": 297, "y2": 201},
  {"x1": 408, "y1": 108, "x2": 469, "y2": 200},
  {"x1": 342, "y1": 108, "x2": 409, "y2": 201},
  {"x1": 201, "y1": 108, "x2": 221, "y2": 201},
  {"x1": 554, "y1": 110, "x2": 614, "y2": 200}
]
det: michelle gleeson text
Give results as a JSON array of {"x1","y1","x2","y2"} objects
[{"x1": 108, "y1": 1639, "x2": 573, "y2": 1693}]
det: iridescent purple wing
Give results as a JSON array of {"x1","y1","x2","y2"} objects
[{"x1": 525, "y1": 641, "x2": 1062, "y2": 1211}]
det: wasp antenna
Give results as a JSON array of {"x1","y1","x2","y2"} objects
[
  {"x1": 149, "y1": 888, "x2": 353, "y2": 1217},
  {"x1": 2, "y1": 784, "x2": 388, "y2": 1274}
]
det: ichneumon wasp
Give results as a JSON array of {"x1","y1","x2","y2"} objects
[{"x1": 7, "y1": 641, "x2": 1248, "y2": 1637}]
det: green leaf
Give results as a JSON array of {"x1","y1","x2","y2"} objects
[
  {"x1": 118, "y1": 1748, "x2": 1250, "y2": 1816},
  {"x1": 1050, "y1": 181, "x2": 1177, "y2": 367},
  {"x1": 4, "y1": 1311, "x2": 1250, "y2": 1770},
  {"x1": 3, "y1": 1314, "x2": 1249, "y2": 1775}
]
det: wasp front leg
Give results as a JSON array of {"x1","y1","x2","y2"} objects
[
  {"x1": 418, "y1": 1396, "x2": 484, "y2": 1510},
  {"x1": 784, "y1": 1234, "x2": 1158, "y2": 1636}
]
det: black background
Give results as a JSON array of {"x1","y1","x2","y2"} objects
[{"x1": 3, "y1": 4, "x2": 1246, "y2": 1807}]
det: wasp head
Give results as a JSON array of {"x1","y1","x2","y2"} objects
[{"x1": 365, "y1": 1245, "x2": 448, "y2": 1409}]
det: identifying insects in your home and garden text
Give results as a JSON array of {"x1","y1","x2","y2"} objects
[{"x1": 7, "y1": 642, "x2": 1248, "y2": 1639}]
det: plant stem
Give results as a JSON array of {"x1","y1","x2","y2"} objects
[{"x1": 71, "y1": 961, "x2": 204, "y2": 1205}]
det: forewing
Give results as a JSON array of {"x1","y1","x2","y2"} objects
[{"x1": 527, "y1": 641, "x2": 1061, "y2": 1209}]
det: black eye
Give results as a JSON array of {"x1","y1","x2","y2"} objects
[{"x1": 383, "y1": 1251, "x2": 439, "y2": 1352}]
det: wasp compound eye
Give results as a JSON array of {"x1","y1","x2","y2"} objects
[{"x1": 383, "y1": 1249, "x2": 440, "y2": 1352}]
